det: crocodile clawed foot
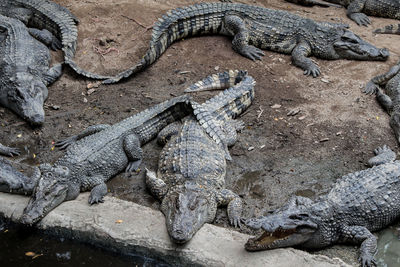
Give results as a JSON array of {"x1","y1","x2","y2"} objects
[
  {"x1": 6, "y1": 147, "x2": 20, "y2": 157},
  {"x1": 55, "y1": 136, "x2": 78, "y2": 150},
  {"x1": 125, "y1": 161, "x2": 141, "y2": 173},
  {"x1": 230, "y1": 216, "x2": 242, "y2": 228},
  {"x1": 303, "y1": 66, "x2": 320, "y2": 78},
  {"x1": 359, "y1": 255, "x2": 377, "y2": 267},
  {"x1": 350, "y1": 13, "x2": 371, "y2": 27},
  {"x1": 88, "y1": 195, "x2": 104, "y2": 205},
  {"x1": 242, "y1": 45, "x2": 265, "y2": 61},
  {"x1": 363, "y1": 81, "x2": 378, "y2": 95},
  {"x1": 51, "y1": 37, "x2": 62, "y2": 51}
]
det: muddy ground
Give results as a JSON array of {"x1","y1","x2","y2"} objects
[{"x1": 2, "y1": 0, "x2": 400, "y2": 265}]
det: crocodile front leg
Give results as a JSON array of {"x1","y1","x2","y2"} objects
[
  {"x1": 367, "y1": 145, "x2": 396, "y2": 166},
  {"x1": 145, "y1": 168, "x2": 168, "y2": 200},
  {"x1": 224, "y1": 15, "x2": 265, "y2": 61},
  {"x1": 346, "y1": 0, "x2": 370, "y2": 26},
  {"x1": 123, "y1": 134, "x2": 143, "y2": 172},
  {"x1": 55, "y1": 124, "x2": 111, "y2": 150},
  {"x1": 364, "y1": 63, "x2": 400, "y2": 94},
  {"x1": 0, "y1": 143, "x2": 20, "y2": 157},
  {"x1": 28, "y1": 28, "x2": 62, "y2": 51},
  {"x1": 43, "y1": 63, "x2": 63, "y2": 86},
  {"x1": 216, "y1": 189, "x2": 243, "y2": 227},
  {"x1": 339, "y1": 225, "x2": 377, "y2": 267},
  {"x1": 291, "y1": 41, "x2": 320, "y2": 77},
  {"x1": 89, "y1": 181, "x2": 107, "y2": 204}
]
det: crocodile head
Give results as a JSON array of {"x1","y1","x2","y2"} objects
[
  {"x1": 244, "y1": 197, "x2": 318, "y2": 251},
  {"x1": 20, "y1": 164, "x2": 71, "y2": 225},
  {"x1": 3, "y1": 73, "x2": 48, "y2": 126},
  {"x1": 161, "y1": 184, "x2": 217, "y2": 244},
  {"x1": 331, "y1": 29, "x2": 389, "y2": 61}
]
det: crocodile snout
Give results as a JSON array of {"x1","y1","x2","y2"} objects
[{"x1": 379, "y1": 48, "x2": 390, "y2": 59}]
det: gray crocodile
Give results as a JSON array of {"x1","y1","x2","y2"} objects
[
  {"x1": 285, "y1": 0, "x2": 400, "y2": 26},
  {"x1": 374, "y1": 24, "x2": 400, "y2": 35},
  {"x1": 8, "y1": 95, "x2": 192, "y2": 225},
  {"x1": 0, "y1": 0, "x2": 110, "y2": 80},
  {"x1": 245, "y1": 145, "x2": 400, "y2": 267},
  {"x1": 0, "y1": 14, "x2": 62, "y2": 125},
  {"x1": 146, "y1": 70, "x2": 254, "y2": 243},
  {"x1": 364, "y1": 61, "x2": 400, "y2": 144},
  {"x1": 102, "y1": 2, "x2": 388, "y2": 83}
]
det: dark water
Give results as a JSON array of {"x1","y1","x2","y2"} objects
[
  {"x1": 376, "y1": 226, "x2": 400, "y2": 267},
  {"x1": 0, "y1": 219, "x2": 170, "y2": 267}
]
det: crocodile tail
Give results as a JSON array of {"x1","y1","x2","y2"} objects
[
  {"x1": 184, "y1": 70, "x2": 248, "y2": 92},
  {"x1": 374, "y1": 24, "x2": 400, "y2": 35},
  {"x1": 102, "y1": 2, "x2": 231, "y2": 84},
  {"x1": 64, "y1": 58, "x2": 113, "y2": 80}
]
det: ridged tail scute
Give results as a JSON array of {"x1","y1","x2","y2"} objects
[
  {"x1": 374, "y1": 24, "x2": 400, "y2": 35},
  {"x1": 189, "y1": 70, "x2": 255, "y2": 160},
  {"x1": 184, "y1": 70, "x2": 248, "y2": 92},
  {"x1": 102, "y1": 2, "x2": 233, "y2": 84}
]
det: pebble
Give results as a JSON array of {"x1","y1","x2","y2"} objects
[
  {"x1": 271, "y1": 104, "x2": 281, "y2": 109},
  {"x1": 321, "y1": 78, "x2": 330, "y2": 83},
  {"x1": 248, "y1": 146, "x2": 255, "y2": 151},
  {"x1": 287, "y1": 108, "x2": 300, "y2": 116},
  {"x1": 320, "y1": 138, "x2": 330, "y2": 142},
  {"x1": 298, "y1": 115, "x2": 306, "y2": 120}
]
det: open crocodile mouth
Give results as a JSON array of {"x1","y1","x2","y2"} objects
[{"x1": 245, "y1": 228, "x2": 297, "y2": 251}]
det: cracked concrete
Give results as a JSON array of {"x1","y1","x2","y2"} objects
[{"x1": 0, "y1": 192, "x2": 350, "y2": 266}]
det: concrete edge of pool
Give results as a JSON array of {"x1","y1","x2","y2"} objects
[{"x1": 0, "y1": 192, "x2": 350, "y2": 267}]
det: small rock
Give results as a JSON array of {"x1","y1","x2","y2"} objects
[
  {"x1": 259, "y1": 145, "x2": 265, "y2": 149},
  {"x1": 248, "y1": 146, "x2": 255, "y2": 151},
  {"x1": 287, "y1": 108, "x2": 300, "y2": 116},
  {"x1": 271, "y1": 104, "x2": 281, "y2": 109},
  {"x1": 298, "y1": 115, "x2": 306, "y2": 120},
  {"x1": 336, "y1": 131, "x2": 342, "y2": 136},
  {"x1": 321, "y1": 78, "x2": 330, "y2": 83},
  {"x1": 319, "y1": 138, "x2": 329, "y2": 142},
  {"x1": 179, "y1": 71, "x2": 190, "y2": 74},
  {"x1": 51, "y1": 105, "x2": 60, "y2": 110},
  {"x1": 87, "y1": 88, "x2": 96, "y2": 95},
  {"x1": 214, "y1": 66, "x2": 220, "y2": 71},
  {"x1": 83, "y1": 97, "x2": 88, "y2": 103}
]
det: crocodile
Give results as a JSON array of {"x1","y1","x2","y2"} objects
[
  {"x1": 0, "y1": 14, "x2": 62, "y2": 125},
  {"x1": 146, "y1": 70, "x2": 254, "y2": 243},
  {"x1": 0, "y1": 0, "x2": 111, "y2": 80},
  {"x1": 8, "y1": 95, "x2": 193, "y2": 225},
  {"x1": 245, "y1": 145, "x2": 400, "y2": 267},
  {"x1": 364, "y1": 60, "x2": 400, "y2": 144},
  {"x1": 102, "y1": 2, "x2": 389, "y2": 83},
  {"x1": 285, "y1": 0, "x2": 400, "y2": 26}
]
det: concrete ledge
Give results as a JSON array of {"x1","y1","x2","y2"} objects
[{"x1": 0, "y1": 192, "x2": 350, "y2": 266}]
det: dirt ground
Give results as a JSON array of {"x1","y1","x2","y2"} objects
[{"x1": 2, "y1": 0, "x2": 400, "y2": 265}]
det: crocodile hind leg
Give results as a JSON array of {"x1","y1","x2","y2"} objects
[
  {"x1": 0, "y1": 143, "x2": 20, "y2": 157},
  {"x1": 123, "y1": 134, "x2": 143, "y2": 172},
  {"x1": 224, "y1": 15, "x2": 265, "y2": 61},
  {"x1": 145, "y1": 168, "x2": 168, "y2": 200},
  {"x1": 55, "y1": 124, "x2": 111, "y2": 150},
  {"x1": 346, "y1": 0, "x2": 370, "y2": 26},
  {"x1": 291, "y1": 41, "x2": 320, "y2": 77},
  {"x1": 221, "y1": 119, "x2": 245, "y2": 146},
  {"x1": 367, "y1": 145, "x2": 396, "y2": 166},
  {"x1": 28, "y1": 28, "x2": 62, "y2": 51},
  {"x1": 339, "y1": 225, "x2": 377, "y2": 267},
  {"x1": 216, "y1": 189, "x2": 243, "y2": 227}
]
